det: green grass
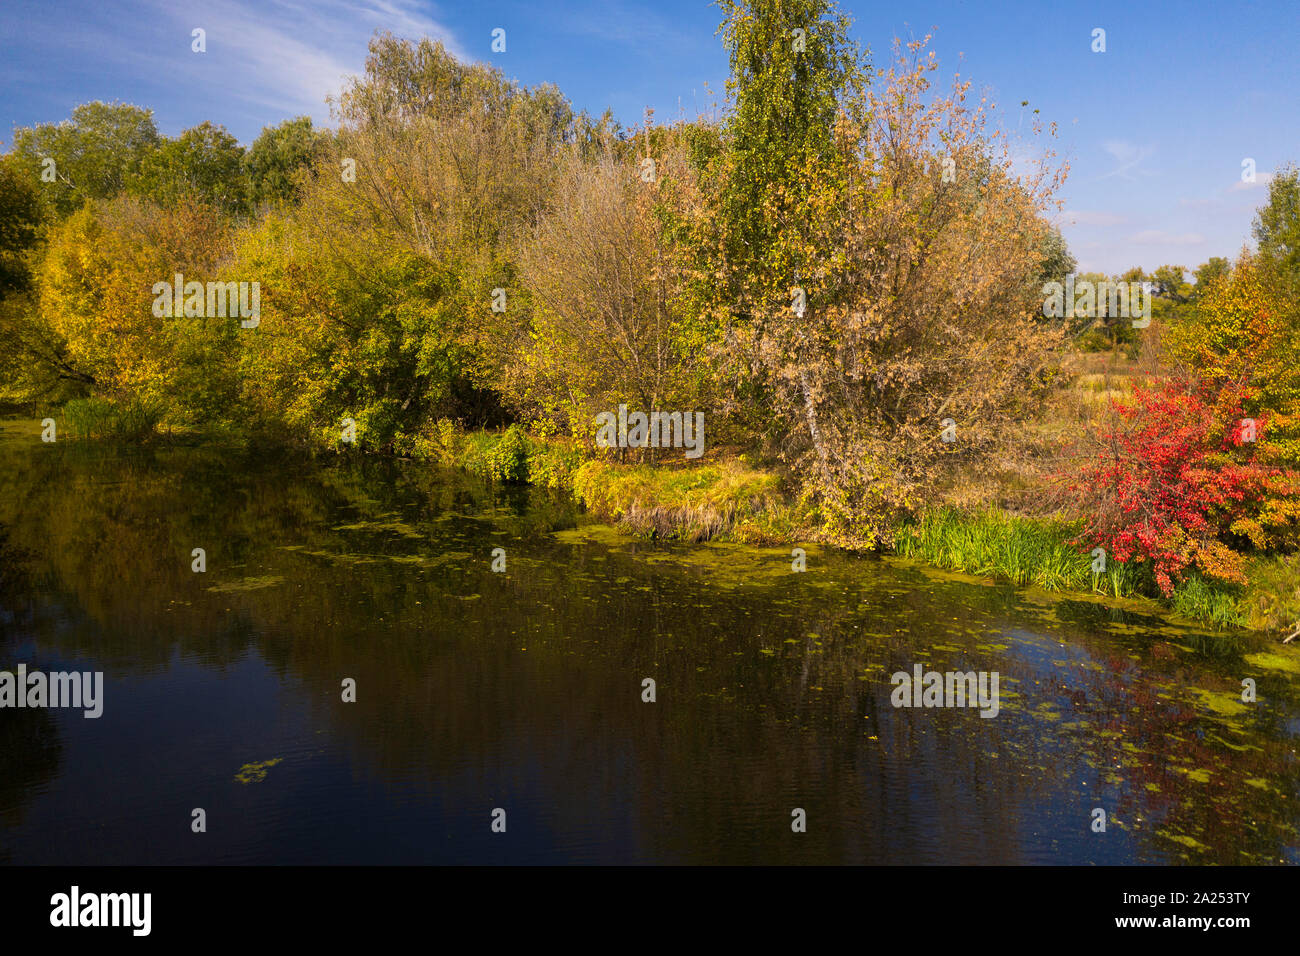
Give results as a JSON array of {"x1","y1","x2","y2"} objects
[
  {"x1": 1169, "y1": 573, "x2": 1248, "y2": 628},
  {"x1": 62, "y1": 397, "x2": 162, "y2": 441},
  {"x1": 1238, "y1": 553, "x2": 1300, "y2": 634},
  {"x1": 892, "y1": 506, "x2": 1261, "y2": 631},
  {"x1": 891, "y1": 507, "x2": 1143, "y2": 596}
]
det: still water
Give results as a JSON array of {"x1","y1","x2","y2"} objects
[{"x1": 1, "y1": 420, "x2": 1298, "y2": 864}]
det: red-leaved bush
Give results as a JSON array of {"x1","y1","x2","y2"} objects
[{"x1": 1075, "y1": 377, "x2": 1292, "y2": 596}]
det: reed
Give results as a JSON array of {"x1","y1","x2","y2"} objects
[
  {"x1": 892, "y1": 507, "x2": 1138, "y2": 596},
  {"x1": 62, "y1": 397, "x2": 162, "y2": 441}
]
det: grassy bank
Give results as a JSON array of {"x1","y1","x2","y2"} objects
[
  {"x1": 426, "y1": 426, "x2": 1298, "y2": 638},
  {"x1": 417, "y1": 420, "x2": 795, "y2": 542},
  {"x1": 571, "y1": 458, "x2": 792, "y2": 542},
  {"x1": 891, "y1": 507, "x2": 1148, "y2": 597},
  {"x1": 890, "y1": 507, "x2": 1254, "y2": 629}
]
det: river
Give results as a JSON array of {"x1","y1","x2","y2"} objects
[{"x1": 1, "y1": 420, "x2": 1297, "y2": 864}]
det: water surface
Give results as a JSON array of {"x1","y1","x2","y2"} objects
[{"x1": 1, "y1": 420, "x2": 1297, "y2": 864}]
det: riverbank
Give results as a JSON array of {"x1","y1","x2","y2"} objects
[
  {"x1": 12, "y1": 409, "x2": 1298, "y2": 638},
  {"x1": 426, "y1": 424, "x2": 1299, "y2": 638}
]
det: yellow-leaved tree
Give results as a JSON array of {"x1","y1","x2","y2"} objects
[{"x1": 37, "y1": 197, "x2": 240, "y2": 428}]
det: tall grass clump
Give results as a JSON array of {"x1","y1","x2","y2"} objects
[
  {"x1": 62, "y1": 397, "x2": 162, "y2": 440},
  {"x1": 892, "y1": 507, "x2": 1142, "y2": 596},
  {"x1": 1169, "y1": 573, "x2": 1247, "y2": 629},
  {"x1": 1234, "y1": 554, "x2": 1300, "y2": 634},
  {"x1": 572, "y1": 459, "x2": 784, "y2": 541}
]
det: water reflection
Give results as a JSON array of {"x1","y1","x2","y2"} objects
[{"x1": 0, "y1": 420, "x2": 1297, "y2": 864}]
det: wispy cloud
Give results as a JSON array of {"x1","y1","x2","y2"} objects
[
  {"x1": 559, "y1": 0, "x2": 698, "y2": 49},
  {"x1": 1097, "y1": 140, "x2": 1154, "y2": 181},
  {"x1": 138, "y1": 0, "x2": 465, "y2": 131},
  {"x1": 1127, "y1": 230, "x2": 1206, "y2": 247}
]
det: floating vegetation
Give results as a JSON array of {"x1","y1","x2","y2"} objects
[
  {"x1": 1163, "y1": 832, "x2": 1210, "y2": 851},
  {"x1": 1244, "y1": 650, "x2": 1300, "y2": 676},
  {"x1": 331, "y1": 518, "x2": 426, "y2": 539},
  {"x1": 207, "y1": 574, "x2": 284, "y2": 593},
  {"x1": 1188, "y1": 686, "x2": 1251, "y2": 717},
  {"x1": 234, "y1": 758, "x2": 283, "y2": 785}
]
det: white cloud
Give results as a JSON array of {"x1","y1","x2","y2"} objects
[
  {"x1": 1229, "y1": 172, "x2": 1274, "y2": 192},
  {"x1": 141, "y1": 0, "x2": 465, "y2": 131},
  {"x1": 1126, "y1": 230, "x2": 1206, "y2": 246}
]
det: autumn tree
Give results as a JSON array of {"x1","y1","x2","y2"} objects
[
  {"x1": 1077, "y1": 375, "x2": 1297, "y2": 596},
  {"x1": 698, "y1": 2, "x2": 1069, "y2": 543},
  {"x1": 700, "y1": 0, "x2": 866, "y2": 461},
  {"x1": 509, "y1": 143, "x2": 712, "y2": 447},
  {"x1": 322, "y1": 35, "x2": 579, "y2": 414},
  {"x1": 1168, "y1": 252, "x2": 1300, "y2": 465},
  {"x1": 36, "y1": 197, "x2": 240, "y2": 424}
]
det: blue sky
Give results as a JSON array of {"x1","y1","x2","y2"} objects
[{"x1": 2, "y1": 0, "x2": 1297, "y2": 273}]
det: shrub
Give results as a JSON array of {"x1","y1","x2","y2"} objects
[
  {"x1": 420, "y1": 417, "x2": 459, "y2": 465},
  {"x1": 1075, "y1": 377, "x2": 1298, "y2": 596},
  {"x1": 482, "y1": 424, "x2": 529, "y2": 483},
  {"x1": 525, "y1": 438, "x2": 585, "y2": 492}
]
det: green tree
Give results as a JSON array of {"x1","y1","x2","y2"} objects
[
  {"x1": 1148, "y1": 264, "x2": 1191, "y2": 304},
  {"x1": 246, "y1": 117, "x2": 323, "y2": 206},
  {"x1": 130, "y1": 122, "x2": 249, "y2": 216},
  {"x1": 713, "y1": 0, "x2": 864, "y2": 303},
  {"x1": 1143, "y1": 263, "x2": 1192, "y2": 333},
  {"x1": 1193, "y1": 256, "x2": 1231, "y2": 296},
  {"x1": 0, "y1": 155, "x2": 71, "y2": 407},
  {"x1": 1035, "y1": 225, "x2": 1076, "y2": 286},
  {"x1": 11, "y1": 101, "x2": 159, "y2": 217},
  {"x1": 0, "y1": 157, "x2": 43, "y2": 299},
  {"x1": 1253, "y1": 162, "x2": 1300, "y2": 289}
]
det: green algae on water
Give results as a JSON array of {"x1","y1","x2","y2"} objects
[
  {"x1": 235, "y1": 758, "x2": 283, "y2": 784},
  {"x1": 207, "y1": 574, "x2": 284, "y2": 593}
]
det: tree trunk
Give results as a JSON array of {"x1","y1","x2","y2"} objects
[{"x1": 799, "y1": 371, "x2": 828, "y2": 464}]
